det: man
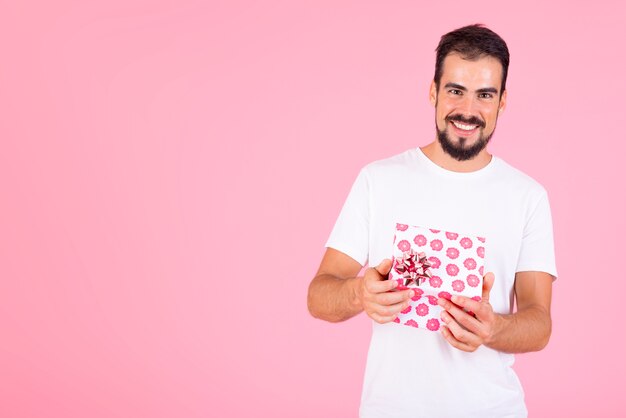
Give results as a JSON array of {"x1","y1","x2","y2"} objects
[{"x1": 307, "y1": 24, "x2": 557, "y2": 418}]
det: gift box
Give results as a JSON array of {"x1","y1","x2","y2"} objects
[{"x1": 389, "y1": 223, "x2": 486, "y2": 331}]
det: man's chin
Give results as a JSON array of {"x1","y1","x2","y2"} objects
[{"x1": 437, "y1": 130, "x2": 488, "y2": 161}]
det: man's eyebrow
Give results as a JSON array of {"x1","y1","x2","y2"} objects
[
  {"x1": 444, "y1": 83, "x2": 467, "y2": 91},
  {"x1": 476, "y1": 87, "x2": 499, "y2": 94}
]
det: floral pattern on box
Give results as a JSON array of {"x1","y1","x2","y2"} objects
[{"x1": 389, "y1": 223, "x2": 486, "y2": 331}]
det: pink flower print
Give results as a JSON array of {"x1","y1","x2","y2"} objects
[
  {"x1": 393, "y1": 317, "x2": 401, "y2": 323},
  {"x1": 477, "y1": 246, "x2": 485, "y2": 258},
  {"x1": 416, "y1": 303, "x2": 429, "y2": 317},
  {"x1": 478, "y1": 266, "x2": 484, "y2": 276},
  {"x1": 396, "y1": 223, "x2": 408, "y2": 231},
  {"x1": 446, "y1": 247, "x2": 460, "y2": 259},
  {"x1": 471, "y1": 296, "x2": 482, "y2": 302},
  {"x1": 411, "y1": 288, "x2": 424, "y2": 301},
  {"x1": 477, "y1": 236, "x2": 486, "y2": 243},
  {"x1": 463, "y1": 258, "x2": 477, "y2": 270},
  {"x1": 414, "y1": 234, "x2": 427, "y2": 247},
  {"x1": 428, "y1": 256, "x2": 441, "y2": 269},
  {"x1": 427, "y1": 295, "x2": 439, "y2": 305},
  {"x1": 427, "y1": 318, "x2": 440, "y2": 331},
  {"x1": 460, "y1": 237, "x2": 473, "y2": 249},
  {"x1": 452, "y1": 280, "x2": 465, "y2": 292},
  {"x1": 429, "y1": 229, "x2": 440, "y2": 233},
  {"x1": 467, "y1": 274, "x2": 480, "y2": 287},
  {"x1": 446, "y1": 263, "x2": 459, "y2": 276},
  {"x1": 445, "y1": 232, "x2": 459, "y2": 240},
  {"x1": 405, "y1": 319, "x2": 419, "y2": 328},
  {"x1": 430, "y1": 239, "x2": 443, "y2": 251},
  {"x1": 429, "y1": 275, "x2": 443, "y2": 288},
  {"x1": 397, "y1": 240, "x2": 411, "y2": 252},
  {"x1": 401, "y1": 305, "x2": 412, "y2": 314},
  {"x1": 438, "y1": 291, "x2": 452, "y2": 301}
]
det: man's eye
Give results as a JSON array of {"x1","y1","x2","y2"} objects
[
  {"x1": 449, "y1": 89, "x2": 462, "y2": 95},
  {"x1": 479, "y1": 93, "x2": 493, "y2": 99}
]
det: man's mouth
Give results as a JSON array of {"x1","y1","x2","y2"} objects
[
  {"x1": 450, "y1": 121, "x2": 478, "y2": 131},
  {"x1": 445, "y1": 115, "x2": 485, "y2": 136}
]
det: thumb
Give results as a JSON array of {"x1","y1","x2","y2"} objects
[
  {"x1": 375, "y1": 258, "x2": 393, "y2": 277},
  {"x1": 482, "y1": 272, "x2": 495, "y2": 303}
]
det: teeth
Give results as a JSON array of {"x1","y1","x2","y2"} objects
[{"x1": 452, "y1": 121, "x2": 477, "y2": 131}]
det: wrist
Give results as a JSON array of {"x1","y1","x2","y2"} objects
[
  {"x1": 485, "y1": 313, "x2": 506, "y2": 347},
  {"x1": 349, "y1": 276, "x2": 364, "y2": 311}
]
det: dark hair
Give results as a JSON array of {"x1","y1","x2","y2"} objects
[{"x1": 434, "y1": 24, "x2": 510, "y2": 94}]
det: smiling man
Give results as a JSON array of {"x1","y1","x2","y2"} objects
[
  {"x1": 434, "y1": 53, "x2": 504, "y2": 162},
  {"x1": 308, "y1": 25, "x2": 557, "y2": 417}
]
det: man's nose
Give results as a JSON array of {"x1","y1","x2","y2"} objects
[{"x1": 458, "y1": 95, "x2": 477, "y2": 115}]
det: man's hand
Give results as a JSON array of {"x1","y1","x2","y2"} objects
[
  {"x1": 437, "y1": 272, "x2": 499, "y2": 352},
  {"x1": 360, "y1": 259, "x2": 415, "y2": 324}
]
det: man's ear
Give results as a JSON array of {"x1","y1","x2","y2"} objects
[
  {"x1": 499, "y1": 89, "x2": 507, "y2": 113},
  {"x1": 429, "y1": 80, "x2": 437, "y2": 106}
]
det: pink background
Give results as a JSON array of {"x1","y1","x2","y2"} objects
[{"x1": 1, "y1": 1, "x2": 624, "y2": 417}]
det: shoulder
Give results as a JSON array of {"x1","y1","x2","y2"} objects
[
  {"x1": 360, "y1": 148, "x2": 418, "y2": 178},
  {"x1": 493, "y1": 156, "x2": 549, "y2": 198}
]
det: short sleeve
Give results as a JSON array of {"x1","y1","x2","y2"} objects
[
  {"x1": 516, "y1": 191, "x2": 558, "y2": 279},
  {"x1": 324, "y1": 168, "x2": 370, "y2": 266}
]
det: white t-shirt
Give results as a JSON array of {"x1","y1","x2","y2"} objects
[{"x1": 325, "y1": 147, "x2": 558, "y2": 418}]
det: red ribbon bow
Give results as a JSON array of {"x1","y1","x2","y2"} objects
[{"x1": 393, "y1": 249, "x2": 432, "y2": 286}]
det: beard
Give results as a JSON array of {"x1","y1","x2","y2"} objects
[{"x1": 436, "y1": 114, "x2": 496, "y2": 161}]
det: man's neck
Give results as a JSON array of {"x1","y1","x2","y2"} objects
[{"x1": 420, "y1": 141, "x2": 492, "y2": 173}]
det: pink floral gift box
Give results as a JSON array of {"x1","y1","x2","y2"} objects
[{"x1": 388, "y1": 223, "x2": 486, "y2": 332}]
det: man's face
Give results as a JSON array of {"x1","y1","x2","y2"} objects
[{"x1": 430, "y1": 53, "x2": 507, "y2": 161}]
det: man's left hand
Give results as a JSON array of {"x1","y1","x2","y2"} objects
[{"x1": 437, "y1": 272, "x2": 499, "y2": 352}]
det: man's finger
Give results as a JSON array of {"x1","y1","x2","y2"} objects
[
  {"x1": 450, "y1": 295, "x2": 481, "y2": 315},
  {"x1": 375, "y1": 289, "x2": 413, "y2": 306},
  {"x1": 372, "y1": 298, "x2": 411, "y2": 317},
  {"x1": 370, "y1": 312, "x2": 399, "y2": 324},
  {"x1": 482, "y1": 272, "x2": 495, "y2": 303},
  {"x1": 440, "y1": 312, "x2": 481, "y2": 347},
  {"x1": 375, "y1": 258, "x2": 393, "y2": 276},
  {"x1": 365, "y1": 259, "x2": 393, "y2": 284},
  {"x1": 441, "y1": 326, "x2": 478, "y2": 352},
  {"x1": 365, "y1": 273, "x2": 399, "y2": 294},
  {"x1": 439, "y1": 299, "x2": 482, "y2": 333}
]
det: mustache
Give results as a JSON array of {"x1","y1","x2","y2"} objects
[{"x1": 446, "y1": 114, "x2": 485, "y2": 128}]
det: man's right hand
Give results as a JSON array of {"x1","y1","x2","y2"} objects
[{"x1": 360, "y1": 259, "x2": 415, "y2": 324}]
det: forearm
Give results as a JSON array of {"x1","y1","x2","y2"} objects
[
  {"x1": 486, "y1": 305, "x2": 552, "y2": 353},
  {"x1": 307, "y1": 274, "x2": 363, "y2": 322}
]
